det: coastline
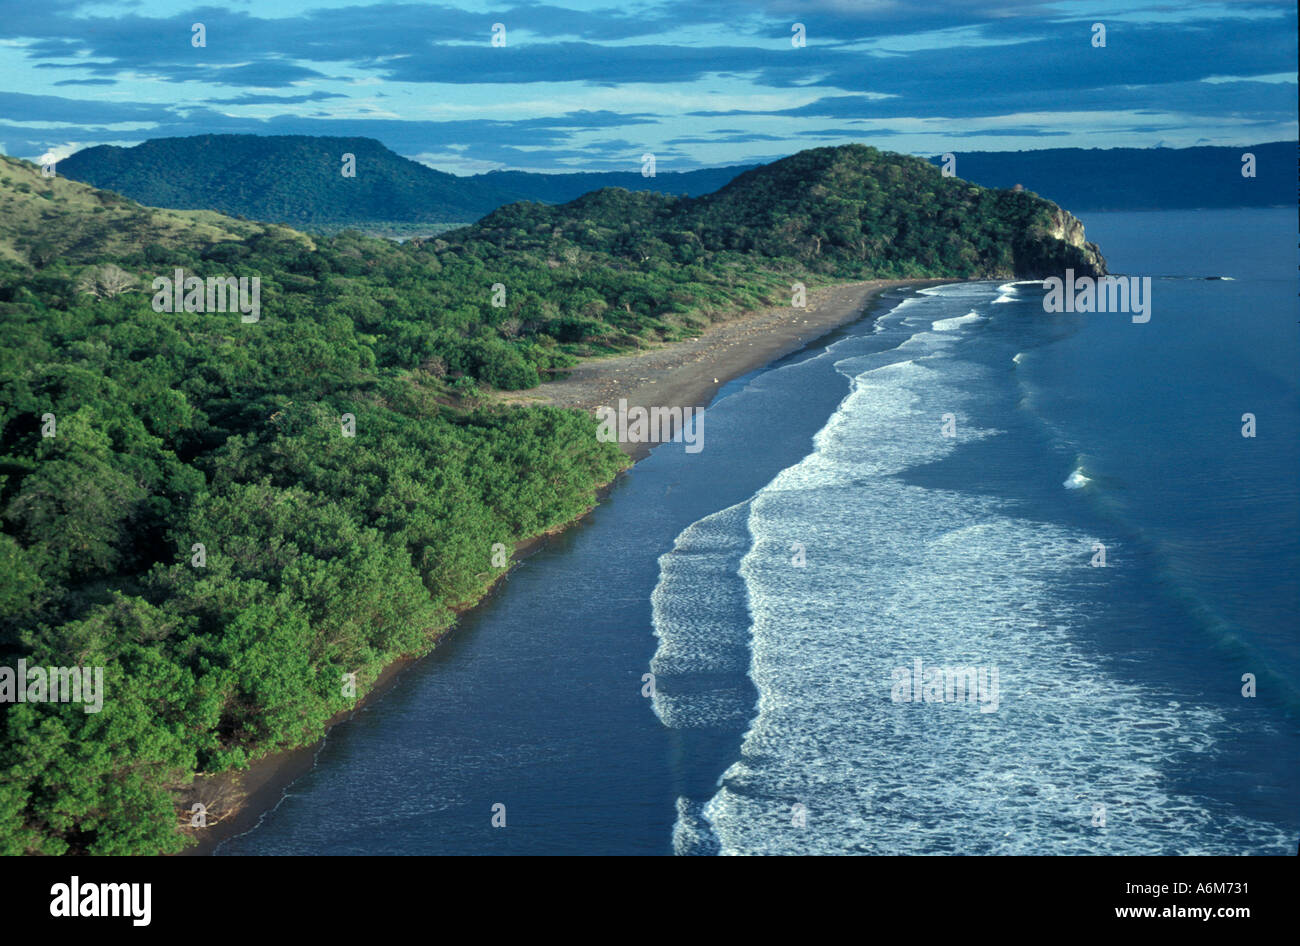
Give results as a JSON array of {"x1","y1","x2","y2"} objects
[
  {"x1": 180, "y1": 276, "x2": 953, "y2": 855},
  {"x1": 504, "y1": 278, "x2": 954, "y2": 459}
]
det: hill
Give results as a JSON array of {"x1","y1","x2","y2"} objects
[
  {"x1": 56, "y1": 134, "x2": 506, "y2": 226},
  {"x1": 54, "y1": 134, "x2": 1294, "y2": 233},
  {"x1": 459, "y1": 144, "x2": 1106, "y2": 281},
  {"x1": 928, "y1": 141, "x2": 1295, "y2": 211},
  {"x1": 56, "y1": 134, "x2": 753, "y2": 227},
  {"x1": 0, "y1": 152, "x2": 312, "y2": 267}
]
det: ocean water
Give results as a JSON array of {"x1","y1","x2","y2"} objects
[{"x1": 221, "y1": 209, "x2": 1298, "y2": 855}]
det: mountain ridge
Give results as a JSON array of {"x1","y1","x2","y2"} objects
[
  {"x1": 50, "y1": 133, "x2": 1294, "y2": 231},
  {"x1": 927, "y1": 141, "x2": 1295, "y2": 211},
  {"x1": 56, "y1": 134, "x2": 753, "y2": 227}
]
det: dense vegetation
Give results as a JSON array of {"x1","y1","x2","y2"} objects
[
  {"x1": 461, "y1": 144, "x2": 1106, "y2": 284},
  {"x1": 58, "y1": 134, "x2": 753, "y2": 227},
  {"x1": 1, "y1": 142, "x2": 1103, "y2": 854},
  {"x1": 0, "y1": 155, "x2": 628, "y2": 854}
]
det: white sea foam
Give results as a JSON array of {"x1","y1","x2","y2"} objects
[
  {"x1": 649, "y1": 502, "x2": 760, "y2": 731},
  {"x1": 930, "y1": 311, "x2": 982, "y2": 331},
  {"x1": 1064, "y1": 469, "x2": 1091, "y2": 489},
  {"x1": 921, "y1": 282, "x2": 995, "y2": 299},
  {"x1": 657, "y1": 284, "x2": 1293, "y2": 855}
]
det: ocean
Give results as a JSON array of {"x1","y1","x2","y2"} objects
[{"x1": 219, "y1": 208, "x2": 1298, "y2": 856}]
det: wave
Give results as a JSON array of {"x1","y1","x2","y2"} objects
[
  {"x1": 649, "y1": 502, "x2": 757, "y2": 731},
  {"x1": 930, "y1": 311, "x2": 982, "y2": 332},
  {"x1": 998, "y1": 279, "x2": 1046, "y2": 293},
  {"x1": 1064, "y1": 468, "x2": 1092, "y2": 489},
  {"x1": 673, "y1": 796, "x2": 720, "y2": 855},
  {"x1": 667, "y1": 283, "x2": 1293, "y2": 855}
]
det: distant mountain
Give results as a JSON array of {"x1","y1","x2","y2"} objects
[
  {"x1": 476, "y1": 165, "x2": 753, "y2": 206},
  {"x1": 928, "y1": 142, "x2": 1295, "y2": 211},
  {"x1": 57, "y1": 134, "x2": 508, "y2": 225},
  {"x1": 56, "y1": 134, "x2": 752, "y2": 227},
  {"x1": 56, "y1": 134, "x2": 1291, "y2": 235}
]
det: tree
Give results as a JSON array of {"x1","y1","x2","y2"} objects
[{"x1": 75, "y1": 264, "x2": 139, "y2": 299}]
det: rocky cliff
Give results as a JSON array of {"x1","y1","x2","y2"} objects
[{"x1": 1013, "y1": 205, "x2": 1107, "y2": 278}]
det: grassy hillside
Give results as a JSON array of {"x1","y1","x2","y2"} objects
[{"x1": 0, "y1": 153, "x2": 312, "y2": 266}]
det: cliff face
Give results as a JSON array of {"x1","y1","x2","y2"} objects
[{"x1": 1014, "y1": 205, "x2": 1107, "y2": 278}]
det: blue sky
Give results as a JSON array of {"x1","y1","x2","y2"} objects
[{"x1": 0, "y1": 0, "x2": 1295, "y2": 174}]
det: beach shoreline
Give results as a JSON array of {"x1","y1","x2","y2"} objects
[
  {"x1": 179, "y1": 276, "x2": 952, "y2": 855},
  {"x1": 504, "y1": 278, "x2": 954, "y2": 459}
]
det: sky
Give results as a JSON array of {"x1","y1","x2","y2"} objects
[{"x1": 0, "y1": 0, "x2": 1295, "y2": 174}]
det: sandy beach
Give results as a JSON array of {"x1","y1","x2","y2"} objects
[
  {"x1": 504, "y1": 278, "x2": 953, "y2": 459},
  {"x1": 179, "y1": 276, "x2": 950, "y2": 854}
]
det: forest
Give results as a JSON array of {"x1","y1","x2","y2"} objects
[{"x1": 0, "y1": 142, "x2": 1101, "y2": 853}]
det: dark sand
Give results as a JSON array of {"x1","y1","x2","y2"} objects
[{"x1": 179, "y1": 276, "x2": 952, "y2": 854}]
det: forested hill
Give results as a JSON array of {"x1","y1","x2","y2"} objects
[
  {"x1": 928, "y1": 141, "x2": 1296, "y2": 211},
  {"x1": 457, "y1": 144, "x2": 1107, "y2": 280},
  {"x1": 57, "y1": 134, "x2": 507, "y2": 225},
  {"x1": 0, "y1": 142, "x2": 1101, "y2": 855},
  {"x1": 56, "y1": 134, "x2": 753, "y2": 227}
]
